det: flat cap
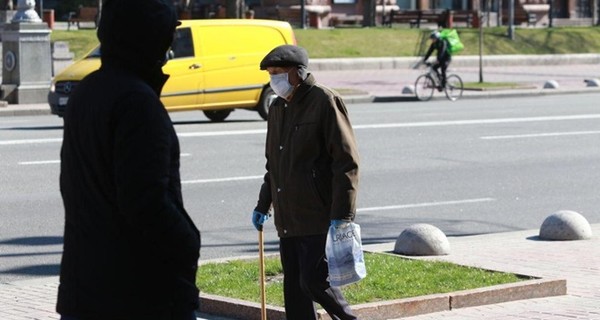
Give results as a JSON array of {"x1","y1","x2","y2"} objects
[{"x1": 260, "y1": 45, "x2": 309, "y2": 70}]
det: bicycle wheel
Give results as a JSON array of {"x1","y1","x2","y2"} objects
[
  {"x1": 444, "y1": 74, "x2": 464, "y2": 101},
  {"x1": 414, "y1": 75, "x2": 435, "y2": 101}
]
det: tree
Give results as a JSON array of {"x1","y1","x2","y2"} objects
[{"x1": 225, "y1": 0, "x2": 243, "y2": 18}]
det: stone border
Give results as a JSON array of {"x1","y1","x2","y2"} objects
[{"x1": 199, "y1": 277, "x2": 566, "y2": 320}]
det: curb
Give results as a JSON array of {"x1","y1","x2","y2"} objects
[
  {"x1": 0, "y1": 107, "x2": 52, "y2": 117},
  {"x1": 2, "y1": 87, "x2": 597, "y2": 118},
  {"x1": 199, "y1": 277, "x2": 566, "y2": 320},
  {"x1": 309, "y1": 53, "x2": 600, "y2": 71}
]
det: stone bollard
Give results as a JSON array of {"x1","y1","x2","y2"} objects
[
  {"x1": 394, "y1": 224, "x2": 450, "y2": 256},
  {"x1": 543, "y1": 80, "x2": 559, "y2": 89},
  {"x1": 584, "y1": 79, "x2": 600, "y2": 87},
  {"x1": 539, "y1": 210, "x2": 592, "y2": 241},
  {"x1": 402, "y1": 85, "x2": 415, "y2": 94}
]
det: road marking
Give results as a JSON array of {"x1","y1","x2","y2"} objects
[
  {"x1": 357, "y1": 198, "x2": 495, "y2": 212},
  {"x1": 18, "y1": 154, "x2": 191, "y2": 166},
  {"x1": 182, "y1": 175, "x2": 263, "y2": 184},
  {"x1": 352, "y1": 114, "x2": 600, "y2": 130},
  {"x1": 18, "y1": 160, "x2": 60, "y2": 165},
  {"x1": 481, "y1": 130, "x2": 600, "y2": 140},
  {"x1": 0, "y1": 138, "x2": 62, "y2": 145},
  {"x1": 3, "y1": 114, "x2": 600, "y2": 146},
  {"x1": 178, "y1": 129, "x2": 266, "y2": 137}
]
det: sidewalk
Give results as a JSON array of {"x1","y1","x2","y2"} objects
[{"x1": 1, "y1": 224, "x2": 598, "y2": 320}]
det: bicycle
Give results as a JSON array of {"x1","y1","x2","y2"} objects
[{"x1": 414, "y1": 62, "x2": 464, "y2": 101}]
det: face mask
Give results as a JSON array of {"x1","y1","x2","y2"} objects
[{"x1": 269, "y1": 72, "x2": 294, "y2": 98}]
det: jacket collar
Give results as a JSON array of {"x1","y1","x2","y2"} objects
[{"x1": 288, "y1": 73, "x2": 316, "y2": 104}]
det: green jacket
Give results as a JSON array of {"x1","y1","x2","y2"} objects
[{"x1": 255, "y1": 73, "x2": 360, "y2": 238}]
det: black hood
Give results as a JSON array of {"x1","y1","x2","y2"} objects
[{"x1": 97, "y1": 0, "x2": 179, "y2": 73}]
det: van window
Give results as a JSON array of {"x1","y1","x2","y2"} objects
[{"x1": 172, "y1": 27, "x2": 194, "y2": 59}]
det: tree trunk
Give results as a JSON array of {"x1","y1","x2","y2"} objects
[{"x1": 226, "y1": 0, "x2": 243, "y2": 18}]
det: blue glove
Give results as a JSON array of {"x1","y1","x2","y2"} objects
[
  {"x1": 252, "y1": 210, "x2": 270, "y2": 231},
  {"x1": 331, "y1": 219, "x2": 350, "y2": 229}
]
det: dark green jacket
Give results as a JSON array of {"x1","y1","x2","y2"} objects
[{"x1": 255, "y1": 74, "x2": 360, "y2": 238}]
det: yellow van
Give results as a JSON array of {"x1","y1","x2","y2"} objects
[{"x1": 48, "y1": 19, "x2": 296, "y2": 121}]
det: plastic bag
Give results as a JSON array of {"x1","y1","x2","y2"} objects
[{"x1": 325, "y1": 222, "x2": 367, "y2": 287}]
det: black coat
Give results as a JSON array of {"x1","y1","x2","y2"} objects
[
  {"x1": 424, "y1": 38, "x2": 451, "y2": 63},
  {"x1": 57, "y1": 1, "x2": 200, "y2": 318},
  {"x1": 58, "y1": 63, "x2": 201, "y2": 319}
]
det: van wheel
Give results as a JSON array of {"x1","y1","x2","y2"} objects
[
  {"x1": 256, "y1": 86, "x2": 277, "y2": 121},
  {"x1": 203, "y1": 110, "x2": 231, "y2": 122}
]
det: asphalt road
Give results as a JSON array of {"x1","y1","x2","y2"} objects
[{"x1": 1, "y1": 93, "x2": 600, "y2": 284}]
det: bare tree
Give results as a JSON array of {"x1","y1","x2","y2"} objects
[{"x1": 226, "y1": 0, "x2": 243, "y2": 18}]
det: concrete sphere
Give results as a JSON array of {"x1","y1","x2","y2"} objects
[
  {"x1": 402, "y1": 85, "x2": 415, "y2": 94},
  {"x1": 543, "y1": 80, "x2": 560, "y2": 89},
  {"x1": 394, "y1": 224, "x2": 450, "y2": 256},
  {"x1": 585, "y1": 79, "x2": 600, "y2": 87},
  {"x1": 539, "y1": 210, "x2": 592, "y2": 240}
]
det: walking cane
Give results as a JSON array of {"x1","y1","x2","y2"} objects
[{"x1": 258, "y1": 226, "x2": 267, "y2": 320}]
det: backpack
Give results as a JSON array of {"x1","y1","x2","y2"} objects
[{"x1": 439, "y1": 29, "x2": 464, "y2": 55}]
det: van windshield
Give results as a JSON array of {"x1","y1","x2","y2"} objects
[{"x1": 86, "y1": 46, "x2": 101, "y2": 59}]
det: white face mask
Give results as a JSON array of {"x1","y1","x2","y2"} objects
[{"x1": 269, "y1": 72, "x2": 294, "y2": 98}]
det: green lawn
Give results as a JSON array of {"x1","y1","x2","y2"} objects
[
  {"x1": 197, "y1": 252, "x2": 528, "y2": 307},
  {"x1": 52, "y1": 26, "x2": 600, "y2": 60}
]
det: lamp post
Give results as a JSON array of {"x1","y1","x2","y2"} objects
[
  {"x1": 548, "y1": 0, "x2": 553, "y2": 27},
  {"x1": 507, "y1": 0, "x2": 514, "y2": 39},
  {"x1": 478, "y1": 8, "x2": 484, "y2": 83},
  {"x1": 301, "y1": 0, "x2": 306, "y2": 29}
]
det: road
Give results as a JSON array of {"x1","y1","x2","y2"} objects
[{"x1": 1, "y1": 93, "x2": 599, "y2": 284}]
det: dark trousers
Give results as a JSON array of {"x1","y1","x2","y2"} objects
[
  {"x1": 279, "y1": 234, "x2": 357, "y2": 320},
  {"x1": 433, "y1": 59, "x2": 451, "y2": 86}
]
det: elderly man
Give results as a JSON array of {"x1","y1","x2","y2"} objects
[{"x1": 251, "y1": 45, "x2": 360, "y2": 320}]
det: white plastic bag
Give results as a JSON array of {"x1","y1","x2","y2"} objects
[{"x1": 325, "y1": 222, "x2": 367, "y2": 287}]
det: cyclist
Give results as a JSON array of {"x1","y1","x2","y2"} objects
[{"x1": 422, "y1": 30, "x2": 451, "y2": 91}]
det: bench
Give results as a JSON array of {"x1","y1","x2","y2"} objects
[
  {"x1": 501, "y1": 9, "x2": 538, "y2": 26},
  {"x1": 330, "y1": 14, "x2": 364, "y2": 27},
  {"x1": 385, "y1": 9, "x2": 421, "y2": 28},
  {"x1": 387, "y1": 9, "x2": 448, "y2": 28},
  {"x1": 447, "y1": 10, "x2": 479, "y2": 27},
  {"x1": 68, "y1": 6, "x2": 98, "y2": 30}
]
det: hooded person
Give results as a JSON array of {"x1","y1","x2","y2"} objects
[{"x1": 57, "y1": 1, "x2": 201, "y2": 319}]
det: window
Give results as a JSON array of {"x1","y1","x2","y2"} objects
[{"x1": 171, "y1": 27, "x2": 194, "y2": 59}]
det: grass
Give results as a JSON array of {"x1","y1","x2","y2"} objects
[
  {"x1": 52, "y1": 26, "x2": 600, "y2": 61},
  {"x1": 51, "y1": 29, "x2": 98, "y2": 60},
  {"x1": 196, "y1": 252, "x2": 528, "y2": 307}
]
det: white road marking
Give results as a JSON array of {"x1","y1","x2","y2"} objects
[
  {"x1": 18, "y1": 160, "x2": 61, "y2": 165},
  {"x1": 18, "y1": 154, "x2": 191, "y2": 166},
  {"x1": 357, "y1": 198, "x2": 495, "y2": 212},
  {"x1": 182, "y1": 175, "x2": 263, "y2": 184},
  {"x1": 178, "y1": 129, "x2": 266, "y2": 137},
  {"x1": 481, "y1": 130, "x2": 600, "y2": 140},
  {"x1": 4, "y1": 114, "x2": 600, "y2": 146},
  {"x1": 0, "y1": 138, "x2": 62, "y2": 145},
  {"x1": 352, "y1": 114, "x2": 600, "y2": 130}
]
